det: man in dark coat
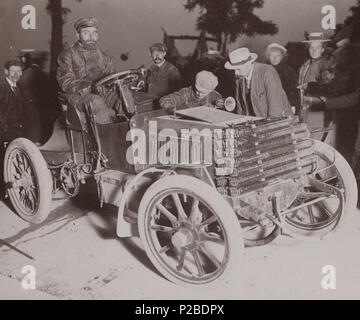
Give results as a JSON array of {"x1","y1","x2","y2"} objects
[
  {"x1": 57, "y1": 17, "x2": 118, "y2": 124},
  {"x1": 18, "y1": 52, "x2": 57, "y2": 143},
  {"x1": 304, "y1": 40, "x2": 360, "y2": 162},
  {"x1": 265, "y1": 43, "x2": 300, "y2": 113},
  {"x1": 0, "y1": 60, "x2": 41, "y2": 144},
  {"x1": 146, "y1": 43, "x2": 182, "y2": 100},
  {"x1": 218, "y1": 47, "x2": 292, "y2": 118}
]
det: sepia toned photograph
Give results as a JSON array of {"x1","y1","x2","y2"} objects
[{"x1": 0, "y1": 0, "x2": 360, "y2": 303}]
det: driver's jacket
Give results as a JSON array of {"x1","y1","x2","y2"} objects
[{"x1": 57, "y1": 41, "x2": 114, "y2": 107}]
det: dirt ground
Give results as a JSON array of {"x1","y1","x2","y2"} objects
[{"x1": 1, "y1": 181, "x2": 360, "y2": 300}]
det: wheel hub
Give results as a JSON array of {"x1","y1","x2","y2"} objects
[
  {"x1": 171, "y1": 228, "x2": 194, "y2": 248},
  {"x1": 18, "y1": 172, "x2": 33, "y2": 188}
]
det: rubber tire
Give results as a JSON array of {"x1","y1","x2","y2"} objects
[
  {"x1": 138, "y1": 175, "x2": 244, "y2": 287},
  {"x1": 284, "y1": 139, "x2": 358, "y2": 238},
  {"x1": 4, "y1": 138, "x2": 52, "y2": 224}
]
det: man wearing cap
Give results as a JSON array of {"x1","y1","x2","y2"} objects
[
  {"x1": 219, "y1": 47, "x2": 292, "y2": 118},
  {"x1": 265, "y1": 43, "x2": 299, "y2": 112},
  {"x1": 57, "y1": 17, "x2": 118, "y2": 124},
  {"x1": 159, "y1": 70, "x2": 221, "y2": 111},
  {"x1": 146, "y1": 43, "x2": 181, "y2": 99}
]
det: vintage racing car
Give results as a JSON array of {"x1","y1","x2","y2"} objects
[{"x1": 3, "y1": 69, "x2": 358, "y2": 287}]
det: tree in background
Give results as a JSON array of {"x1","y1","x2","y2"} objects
[
  {"x1": 184, "y1": 0, "x2": 278, "y2": 55},
  {"x1": 46, "y1": 0, "x2": 80, "y2": 81},
  {"x1": 345, "y1": 0, "x2": 360, "y2": 43},
  {"x1": 334, "y1": 0, "x2": 360, "y2": 43}
]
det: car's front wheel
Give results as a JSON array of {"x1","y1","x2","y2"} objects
[
  {"x1": 138, "y1": 175, "x2": 243, "y2": 287},
  {"x1": 4, "y1": 138, "x2": 52, "y2": 223}
]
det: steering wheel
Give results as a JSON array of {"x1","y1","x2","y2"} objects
[
  {"x1": 93, "y1": 68, "x2": 146, "y2": 90},
  {"x1": 92, "y1": 68, "x2": 147, "y2": 117}
]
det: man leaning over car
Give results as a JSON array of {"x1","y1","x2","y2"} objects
[
  {"x1": 159, "y1": 70, "x2": 221, "y2": 112},
  {"x1": 218, "y1": 47, "x2": 293, "y2": 118}
]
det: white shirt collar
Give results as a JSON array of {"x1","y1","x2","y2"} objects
[
  {"x1": 245, "y1": 63, "x2": 255, "y2": 87},
  {"x1": 154, "y1": 60, "x2": 166, "y2": 68},
  {"x1": 6, "y1": 77, "x2": 17, "y2": 89}
]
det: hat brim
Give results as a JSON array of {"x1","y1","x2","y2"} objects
[
  {"x1": 225, "y1": 53, "x2": 258, "y2": 70},
  {"x1": 266, "y1": 45, "x2": 287, "y2": 53}
]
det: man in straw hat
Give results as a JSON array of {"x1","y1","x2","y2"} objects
[
  {"x1": 302, "y1": 26, "x2": 359, "y2": 161},
  {"x1": 159, "y1": 70, "x2": 221, "y2": 111},
  {"x1": 219, "y1": 47, "x2": 292, "y2": 117},
  {"x1": 299, "y1": 32, "x2": 330, "y2": 87},
  {"x1": 57, "y1": 17, "x2": 119, "y2": 124},
  {"x1": 298, "y1": 32, "x2": 330, "y2": 134}
]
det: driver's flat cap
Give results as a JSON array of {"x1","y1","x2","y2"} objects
[
  {"x1": 149, "y1": 43, "x2": 167, "y2": 52},
  {"x1": 74, "y1": 17, "x2": 99, "y2": 32}
]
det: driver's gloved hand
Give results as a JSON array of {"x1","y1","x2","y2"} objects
[
  {"x1": 92, "y1": 84, "x2": 107, "y2": 97},
  {"x1": 77, "y1": 80, "x2": 92, "y2": 96}
]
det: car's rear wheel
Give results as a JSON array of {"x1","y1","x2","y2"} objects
[
  {"x1": 284, "y1": 140, "x2": 357, "y2": 238},
  {"x1": 4, "y1": 138, "x2": 52, "y2": 223},
  {"x1": 138, "y1": 175, "x2": 243, "y2": 287}
]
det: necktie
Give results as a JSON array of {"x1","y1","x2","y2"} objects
[
  {"x1": 234, "y1": 77, "x2": 242, "y2": 114},
  {"x1": 238, "y1": 76, "x2": 249, "y2": 115}
]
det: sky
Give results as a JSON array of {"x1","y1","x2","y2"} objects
[{"x1": 0, "y1": 0, "x2": 357, "y2": 71}]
